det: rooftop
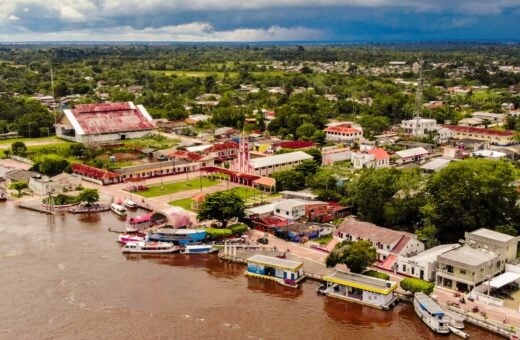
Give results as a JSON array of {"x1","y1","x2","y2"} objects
[
  {"x1": 420, "y1": 158, "x2": 452, "y2": 172},
  {"x1": 325, "y1": 126, "x2": 363, "y2": 134},
  {"x1": 275, "y1": 199, "x2": 310, "y2": 211},
  {"x1": 249, "y1": 151, "x2": 312, "y2": 169},
  {"x1": 338, "y1": 219, "x2": 410, "y2": 245},
  {"x1": 438, "y1": 246, "x2": 498, "y2": 266},
  {"x1": 367, "y1": 148, "x2": 390, "y2": 160},
  {"x1": 468, "y1": 228, "x2": 517, "y2": 243},
  {"x1": 404, "y1": 244, "x2": 461, "y2": 264},
  {"x1": 63, "y1": 102, "x2": 155, "y2": 135},
  {"x1": 415, "y1": 292, "x2": 444, "y2": 316},
  {"x1": 324, "y1": 270, "x2": 398, "y2": 294},
  {"x1": 396, "y1": 147, "x2": 429, "y2": 159},
  {"x1": 247, "y1": 254, "x2": 303, "y2": 271},
  {"x1": 443, "y1": 125, "x2": 516, "y2": 137}
]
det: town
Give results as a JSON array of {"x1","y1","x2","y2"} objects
[{"x1": 2, "y1": 44, "x2": 520, "y2": 338}]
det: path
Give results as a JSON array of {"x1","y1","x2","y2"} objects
[{"x1": 0, "y1": 138, "x2": 67, "y2": 149}]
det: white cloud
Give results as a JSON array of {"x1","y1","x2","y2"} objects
[
  {"x1": 0, "y1": 23, "x2": 325, "y2": 42},
  {"x1": 8, "y1": 14, "x2": 20, "y2": 20}
]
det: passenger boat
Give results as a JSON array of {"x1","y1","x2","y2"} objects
[
  {"x1": 110, "y1": 203, "x2": 127, "y2": 217},
  {"x1": 155, "y1": 228, "x2": 207, "y2": 241},
  {"x1": 122, "y1": 241, "x2": 180, "y2": 254},
  {"x1": 117, "y1": 234, "x2": 145, "y2": 244},
  {"x1": 126, "y1": 213, "x2": 152, "y2": 232},
  {"x1": 414, "y1": 292, "x2": 450, "y2": 334},
  {"x1": 180, "y1": 244, "x2": 217, "y2": 254},
  {"x1": 124, "y1": 199, "x2": 138, "y2": 209}
]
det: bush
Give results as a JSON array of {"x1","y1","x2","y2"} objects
[
  {"x1": 400, "y1": 278, "x2": 435, "y2": 295},
  {"x1": 230, "y1": 223, "x2": 248, "y2": 235},
  {"x1": 363, "y1": 270, "x2": 390, "y2": 280},
  {"x1": 205, "y1": 227, "x2": 232, "y2": 240},
  {"x1": 50, "y1": 194, "x2": 79, "y2": 205}
]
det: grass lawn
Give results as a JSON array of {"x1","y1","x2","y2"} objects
[
  {"x1": 123, "y1": 135, "x2": 180, "y2": 150},
  {"x1": 313, "y1": 234, "x2": 333, "y2": 245},
  {"x1": 0, "y1": 136, "x2": 60, "y2": 146},
  {"x1": 134, "y1": 178, "x2": 220, "y2": 198},
  {"x1": 226, "y1": 186, "x2": 280, "y2": 205},
  {"x1": 169, "y1": 197, "x2": 194, "y2": 211}
]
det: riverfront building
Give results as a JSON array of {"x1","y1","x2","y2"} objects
[
  {"x1": 245, "y1": 254, "x2": 305, "y2": 288},
  {"x1": 321, "y1": 270, "x2": 399, "y2": 310}
]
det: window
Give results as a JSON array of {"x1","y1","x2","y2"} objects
[
  {"x1": 460, "y1": 269, "x2": 466, "y2": 275},
  {"x1": 411, "y1": 267, "x2": 415, "y2": 275},
  {"x1": 403, "y1": 265, "x2": 407, "y2": 272},
  {"x1": 446, "y1": 265, "x2": 453, "y2": 273},
  {"x1": 275, "y1": 209, "x2": 280, "y2": 213}
]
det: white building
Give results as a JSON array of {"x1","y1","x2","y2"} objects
[
  {"x1": 351, "y1": 148, "x2": 390, "y2": 169},
  {"x1": 395, "y1": 147, "x2": 430, "y2": 164},
  {"x1": 324, "y1": 124, "x2": 363, "y2": 143},
  {"x1": 249, "y1": 151, "x2": 313, "y2": 177},
  {"x1": 273, "y1": 199, "x2": 307, "y2": 220},
  {"x1": 401, "y1": 118, "x2": 438, "y2": 136},
  {"x1": 398, "y1": 244, "x2": 461, "y2": 281},
  {"x1": 28, "y1": 173, "x2": 82, "y2": 196},
  {"x1": 55, "y1": 102, "x2": 156, "y2": 143}
]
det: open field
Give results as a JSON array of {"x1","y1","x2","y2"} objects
[{"x1": 133, "y1": 178, "x2": 220, "y2": 198}]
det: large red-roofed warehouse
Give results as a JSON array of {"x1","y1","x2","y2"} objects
[{"x1": 55, "y1": 102, "x2": 156, "y2": 143}]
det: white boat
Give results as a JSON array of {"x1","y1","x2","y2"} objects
[
  {"x1": 443, "y1": 309, "x2": 465, "y2": 329},
  {"x1": 117, "y1": 234, "x2": 145, "y2": 244},
  {"x1": 124, "y1": 199, "x2": 138, "y2": 209},
  {"x1": 122, "y1": 241, "x2": 180, "y2": 254},
  {"x1": 110, "y1": 203, "x2": 127, "y2": 217},
  {"x1": 180, "y1": 244, "x2": 217, "y2": 254},
  {"x1": 414, "y1": 292, "x2": 450, "y2": 334},
  {"x1": 449, "y1": 326, "x2": 470, "y2": 339}
]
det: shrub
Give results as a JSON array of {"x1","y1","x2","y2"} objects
[
  {"x1": 230, "y1": 223, "x2": 248, "y2": 235},
  {"x1": 205, "y1": 227, "x2": 232, "y2": 240},
  {"x1": 363, "y1": 270, "x2": 390, "y2": 280},
  {"x1": 400, "y1": 277, "x2": 434, "y2": 295}
]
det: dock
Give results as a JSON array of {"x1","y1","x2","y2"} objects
[{"x1": 18, "y1": 199, "x2": 55, "y2": 215}]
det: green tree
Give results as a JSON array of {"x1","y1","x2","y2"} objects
[
  {"x1": 11, "y1": 141, "x2": 27, "y2": 156},
  {"x1": 9, "y1": 181, "x2": 28, "y2": 197},
  {"x1": 197, "y1": 191, "x2": 245, "y2": 228},
  {"x1": 69, "y1": 143, "x2": 87, "y2": 157},
  {"x1": 311, "y1": 130, "x2": 326, "y2": 146},
  {"x1": 400, "y1": 278, "x2": 434, "y2": 295},
  {"x1": 495, "y1": 225, "x2": 518, "y2": 236},
  {"x1": 424, "y1": 159, "x2": 520, "y2": 243},
  {"x1": 325, "y1": 240, "x2": 377, "y2": 273},
  {"x1": 32, "y1": 156, "x2": 70, "y2": 176},
  {"x1": 296, "y1": 122, "x2": 316, "y2": 139},
  {"x1": 294, "y1": 159, "x2": 320, "y2": 177},
  {"x1": 271, "y1": 170, "x2": 305, "y2": 191},
  {"x1": 77, "y1": 188, "x2": 100, "y2": 205},
  {"x1": 359, "y1": 115, "x2": 390, "y2": 139},
  {"x1": 304, "y1": 148, "x2": 322, "y2": 164}
]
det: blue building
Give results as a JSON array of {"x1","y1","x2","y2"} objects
[{"x1": 246, "y1": 254, "x2": 305, "y2": 288}]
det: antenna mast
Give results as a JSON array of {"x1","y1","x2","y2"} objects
[
  {"x1": 413, "y1": 59, "x2": 424, "y2": 135},
  {"x1": 50, "y1": 60, "x2": 56, "y2": 125}
]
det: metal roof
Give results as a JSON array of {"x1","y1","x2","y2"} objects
[
  {"x1": 415, "y1": 292, "x2": 444, "y2": 316},
  {"x1": 438, "y1": 246, "x2": 498, "y2": 266},
  {"x1": 487, "y1": 272, "x2": 520, "y2": 289},
  {"x1": 420, "y1": 158, "x2": 452, "y2": 172},
  {"x1": 469, "y1": 228, "x2": 517, "y2": 243},
  {"x1": 396, "y1": 147, "x2": 429, "y2": 159},
  {"x1": 249, "y1": 151, "x2": 312, "y2": 169},
  {"x1": 324, "y1": 270, "x2": 398, "y2": 294},
  {"x1": 247, "y1": 254, "x2": 303, "y2": 271}
]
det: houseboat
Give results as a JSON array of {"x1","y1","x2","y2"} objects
[
  {"x1": 245, "y1": 254, "x2": 305, "y2": 288},
  {"x1": 121, "y1": 241, "x2": 180, "y2": 254},
  {"x1": 117, "y1": 233, "x2": 145, "y2": 244},
  {"x1": 124, "y1": 199, "x2": 138, "y2": 209},
  {"x1": 110, "y1": 203, "x2": 127, "y2": 217},
  {"x1": 414, "y1": 292, "x2": 450, "y2": 334},
  {"x1": 180, "y1": 244, "x2": 218, "y2": 254},
  {"x1": 320, "y1": 270, "x2": 399, "y2": 310},
  {"x1": 147, "y1": 228, "x2": 207, "y2": 245},
  {"x1": 126, "y1": 213, "x2": 153, "y2": 232}
]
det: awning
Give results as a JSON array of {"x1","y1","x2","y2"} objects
[{"x1": 487, "y1": 272, "x2": 520, "y2": 289}]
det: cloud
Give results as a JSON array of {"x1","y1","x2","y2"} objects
[{"x1": 0, "y1": 23, "x2": 326, "y2": 42}]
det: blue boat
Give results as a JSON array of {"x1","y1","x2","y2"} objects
[
  {"x1": 180, "y1": 244, "x2": 217, "y2": 254},
  {"x1": 147, "y1": 228, "x2": 207, "y2": 246}
]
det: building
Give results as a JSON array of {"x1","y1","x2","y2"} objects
[
  {"x1": 246, "y1": 151, "x2": 313, "y2": 177},
  {"x1": 471, "y1": 112, "x2": 505, "y2": 124},
  {"x1": 71, "y1": 163, "x2": 121, "y2": 185},
  {"x1": 322, "y1": 147, "x2": 351, "y2": 165},
  {"x1": 28, "y1": 173, "x2": 82, "y2": 196},
  {"x1": 336, "y1": 219, "x2": 425, "y2": 270},
  {"x1": 465, "y1": 228, "x2": 519, "y2": 263},
  {"x1": 398, "y1": 244, "x2": 461, "y2": 281},
  {"x1": 273, "y1": 199, "x2": 307, "y2": 220},
  {"x1": 401, "y1": 118, "x2": 438, "y2": 136},
  {"x1": 245, "y1": 254, "x2": 305, "y2": 288},
  {"x1": 395, "y1": 147, "x2": 430, "y2": 164},
  {"x1": 351, "y1": 148, "x2": 390, "y2": 169},
  {"x1": 55, "y1": 102, "x2": 156, "y2": 143},
  {"x1": 436, "y1": 245, "x2": 503, "y2": 292},
  {"x1": 324, "y1": 124, "x2": 363, "y2": 144},
  {"x1": 5, "y1": 169, "x2": 40, "y2": 185},
  {"x1": 443, "y1": 125, "x2": 517, "y2": 146},
  {"x1": 321, "y1": 270, "x2": 399, "y2": 310}
]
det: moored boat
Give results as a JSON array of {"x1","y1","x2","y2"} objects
[
  {"x1": 110, "y1": 203, "x2": 127, "y2": 217},
  {"x1": 180, "y1": 244, "x2": 217, "y2": 254},
  {"x1": 126, "y1": 213, "x2": 152, "y2": 232},
  {"x1": 155, "y1": 227, "x2": 207, "y2": 241},
  {"x1": 443, "y1": 309, "x2": 465, "y2": 329},
  {"x1": 414, "y1": 292, "x2": 450, "y2": 334},
  {"x1": 122, "y1": 241, "x2": 180, "y2": 254},
  {"x1": 117, "y1": 233, "x2": 145, "y2": 244},
  {"x1": 124, "y1": 199, "x2": 138, "y2": 209}
]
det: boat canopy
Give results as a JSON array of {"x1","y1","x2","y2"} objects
[
  {"x1": 247, "y1": 254, "x2": 303, "y2": 271},
  {"x1": 128, "y1": 213, "x2": 152, "y2": 224},
  {"x1": 324, "y1": 270, "x2": 398, "y2": 295},
  {"x1": 415, "y1": 292, "x2": 444, "y2": 317}
]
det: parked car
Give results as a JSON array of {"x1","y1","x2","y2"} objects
[{"x1": 258, "y1": 237, "x2": 269, "y2": 245}]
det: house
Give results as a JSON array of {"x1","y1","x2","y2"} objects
[
  {"x1": 322, "y1": 147, "x2": 351, "y2": 165},
  {"x1": 5, "y1": 169, "x2": 40, "y2": 185},
  {"x1": 436, "y1": 245, "x2": 504, "y2": 292},
  {"x1": 280, "y1": 190, "x2": 318, "y2": 201},
  {"x1": 324, "y1": 124, "x2": 363, "y2": 144},
  {"x1": 465, "y1": 228, "x2": 519, "y2": 263},
  {"x1": 443, "y1": 125, "x2": 517, "y2": 146},
  {"x1": 395, "y1": 147, "x2": 430, "y2": 164},
  {"x1": 336, "y1": 219, "x2": 425, "y2": 270},
  {"x1": 28, "y1": 173, "x2": 82, "y2": 195},
  {"x1": 471, "y1": 112, "x2": 505, "y2": 124},
  {"x1": 420, "y1": 158, "x2": 453, "y2": 173},
  {"x1": 398, "y1": 244, "x2": 461, "y2": 281},
  {"x1": 71, "y1": 163, "x2": 121, "y2": 185},
  {"x1": 274, "y1": 199, "x2": 307, "y2": 220},
  {"x1": 351, "y1": 148, "x2": 390, "y2": 169},
  {"x1": 247, "y1": 151, "x2": 313, "y2": 177},
  {"x1": 245, "y1": 254, "x2": 304, "y2": 288},
  {"x1": 400, "y1": 118, "x2": 438, "y2": 136},
  {"x1": 321, "y1": 270, "x2": 399, "y2": 310},
  {"x1": 55, "y1": 102, "x2": 156, "y2": 143}
]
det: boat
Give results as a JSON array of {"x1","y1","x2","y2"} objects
[
  {"x1": 126, "y1": 213, "x2": 153, "y2": 232},
  {"x1": 147, "y1": 233, "x2": 195, "y2": 246},
  {"x1": 449, "y1": 326, "x2": 470, "y2": 339},
  {"x1": 124, "y1": 199, "x2": 138, "y2": 209},
  {"x1": 117, "y1": 233, "x2": 145, "y2": 244},
  {"x1": 122, "y1": 241, "x2": 180, "y2": 254},
  {"x1": 443, "y1": 309, "x2": 465, "y2": 329},
  {"x1": 155, "y1": 227, "x2": 207, "y2": 241},
  {"x1": 110, "y1": 203, "x2": 127, "y2": 217},
  {"x1": 180, "y1": 244, "x2": 217, "y2": 254},
  {"x1": 413, "y1": 292, "x2": 450, "y2": 334}
]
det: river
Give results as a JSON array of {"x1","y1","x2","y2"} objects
[{"x1": 0, "y1": 202, "x2": 499, "y2": 339}]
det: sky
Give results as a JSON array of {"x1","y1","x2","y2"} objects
[{"x1": 0, "y1": 0, "x2": 520, "y2": 42}]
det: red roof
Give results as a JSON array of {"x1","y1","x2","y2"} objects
[
  {"x1": 274, "y1": 141, "x2": 315, "y2": 149},
  {"x1": 206, "y1": 141, "x2": 239, "y2": 153},
  {"x1": 367, "y1": 148, "x2": 390, "y2": 160},
  {"x1": 168, "y1": 150, "x2": 204, "y2": 162},
  {"x1": 324, "y1": 125, "x2": 362, "y2": 134},
  {"x1": 71, "y1": 163, "x2": 121, "y2": 180},
  {"x1": 67, "y1": 102, "x2": 155, "y2": 135},
  {"x1": 443, "y1": 125, "x2": 516, "y2": 137}
]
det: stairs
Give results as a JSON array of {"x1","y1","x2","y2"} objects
[
  {"x1": 391, "y1": 235, "x2": 410, "y2": 255},
  {"x1": 379, "y1": 254, "x2": 397, "y2": 271}
]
